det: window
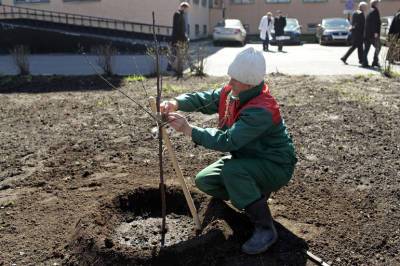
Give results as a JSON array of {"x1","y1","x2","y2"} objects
[
  {"x1": 15, "y1": 0, "x2": 50, "y2": 3},
  {"x1": 195, "y1": 24, "x2": 200, "y2": 36},
  {"x1": 231, "y1": 0, "x2": 255, "y2": 4},
  {"x1": 203, "y1": 25, "x2": 207, "y2": 35},
  {"x1": 193, "y1": 0, "x2": 199, "y2": 5},
  {"x1": 265, "y1": 0, "x2": 290, "y2": 3},
  {"x1": 202, "y1": 0, "x2": 207, "y2": 7}
]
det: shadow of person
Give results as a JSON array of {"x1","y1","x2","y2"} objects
[
  {"x1": 358, "y1": 65, "x2": 381, "y2": 72},
  {"x1": 201, "y1": 198, "x2": 309, "y2": 266}
]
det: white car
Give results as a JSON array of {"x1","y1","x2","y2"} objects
[{"x1": 213, "y1": 19, "x2": 247, "y2": 46}]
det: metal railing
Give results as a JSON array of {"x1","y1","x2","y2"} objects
[{"x1": 0, "y1": 4, "x2": 172, "y2": 36}]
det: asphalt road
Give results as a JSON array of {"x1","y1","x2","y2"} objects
[{"x1": 0, "y1": 42, "x2": 397, "y2": 76}]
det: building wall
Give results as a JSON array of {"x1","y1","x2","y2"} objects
[
  {"x1": 187, "y1": 0, "x2": 210, "y2": 39},
  {"x1": 2, "y1": 0, "x2": 398, "y2": 37},
  {"x1": 210, "y1": 0, "x2": 400, "y2": 35},
  {"x1": 0, "y1": 0, "x2": 210, "y2": 39}
]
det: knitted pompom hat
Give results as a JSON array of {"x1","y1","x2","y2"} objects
[{"x1": 227, "y1": 47, "x2": 266, "y2": 86}]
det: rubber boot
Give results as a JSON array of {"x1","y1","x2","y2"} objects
[{"x1": 241, "y1": 196, "x2": 278, "y2": 255}]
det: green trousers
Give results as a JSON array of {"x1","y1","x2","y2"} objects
[{"x1": 195, "y1": 156, "x2": 294, "y2": 210}]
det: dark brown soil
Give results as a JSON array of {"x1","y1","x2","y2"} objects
[{"x1": 0, "y1": 74, "x2": 399, "y2": 265}]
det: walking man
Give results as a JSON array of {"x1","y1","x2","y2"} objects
[
  {"x1": 387, "y1": 9, "x2": 400, "y2": 63},
  {"x1": 259, "y1": 12, "x2": 274, "y2": 52},
  {"x1": 362, "y1": 0, "x2": 381, "y2": 68},
  {"x1": 274, "y1": 10, "x2": 287, "y2": 52},
  {"x1": 161, "y1": 47, "x2": 297, "y2": 255},
  {"x1": 170, "y1": 2, "x2": 190, "y2": 75},
  {"x1": 341, "y1": 2, "x2": 367, "y2": 65}
]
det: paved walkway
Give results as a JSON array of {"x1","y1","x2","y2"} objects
[{"x1": 0, "y1": 43, "x2": 397, "y2": 76}]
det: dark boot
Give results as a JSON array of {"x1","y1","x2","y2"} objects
[
  {"x1": 372, "y1": 61, "x2": 381, "y2": 68},
  {"x1": 241, "y1": 196, "x2": 278, "y2": 255}
]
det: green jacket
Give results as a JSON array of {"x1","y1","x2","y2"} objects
[{"x1": 175, "y1": 82, "x2": 297, "y2": 166}]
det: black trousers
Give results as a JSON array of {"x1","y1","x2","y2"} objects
[
  {"x1": 342, "y1": 42, "x2": 363, "y2": 63},
  {"x1": 276, "y1": 36, "x2": 284, "y2": 51},
  {"x1": 363, "y1": 38, "x2": 381, "y2": 65},
  {"x1": 263, "y1": 33, "x2": 270, "y2": 51}
]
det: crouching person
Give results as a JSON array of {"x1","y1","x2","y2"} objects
[{"x1": 160, "y1": 47, "x2": 297, "y2": 255}]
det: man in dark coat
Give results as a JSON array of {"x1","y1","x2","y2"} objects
[
  {"x1": 341, "y1": 2, "x2": 367, "y2": 65},
  {"x1": 387, "y1": 9, "x2": 400, "y2": 62},
  {"x1": 169, "y1": 2, "x2": 190, "y2": 75},
  {"x1": 171, "y1": 2, "x2": 190, "y2": 45},
  {"x1": 274, "y1": 10, "x2": 286, "y2": 52},
  {"x1": 389, "y1": 10, "x2": 400, "y2": 36},
  {"x1": 362, "y1": 0, "x2": 381, "y2": 68}
]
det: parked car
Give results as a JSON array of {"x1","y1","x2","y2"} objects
[
  {"x1": 213, "y1": 19, "x2": 247, "y2": 46},
  {"x1": 271, "y1": 18, "x2": 302, "y2": 45},
  {"x1": 316, "y1": 18, "x2": 351, "y2": 45},
  {"x1": 380, "y1": 16, "x2": 394, "y2": 45}
]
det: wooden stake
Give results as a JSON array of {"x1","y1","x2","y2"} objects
[{"x1": 149, "y1": 97, "x2": 202, "y2": 230}]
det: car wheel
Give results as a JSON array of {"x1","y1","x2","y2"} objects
[
  {"x1": 213, "y1": 41, "x2": 219, "y2": 46},
  {"x1": 240, "y1": 40, "x2": 246, "y2": 47},
  {"x1": 319, "y1": 38, "x2": 325, "y2": 46}
]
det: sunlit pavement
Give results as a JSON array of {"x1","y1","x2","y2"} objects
[
  {"x1": 0, "y1": 42, "x2": 397, "y2": 76},
  {"x1": 198, "y1": 42, "x2": 398, "y2": 76}
]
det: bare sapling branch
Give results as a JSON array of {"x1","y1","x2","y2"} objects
[{"x1": 152, "y1": 11, "x2": 167, "y2": 247}]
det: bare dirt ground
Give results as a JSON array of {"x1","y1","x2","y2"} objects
[{"x1": 0, "y1": 74, "x2": 399, "y2": 265}]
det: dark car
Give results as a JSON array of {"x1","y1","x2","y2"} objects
[
  {"x1": 271, "y1": 18, "x2": 302, "y2": 45},
  {"x1": 317, "y1": 18, "x2": 351, "y2": 45}
]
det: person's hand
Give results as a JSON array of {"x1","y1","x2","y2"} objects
[
  {"x1": 160, "y1": 100, "x2": 178, "y2": 114},
  {"x1": 374, "y1": 33, "x2": 379, "y2": 39},
  {"x1": 167, "y1": 113, "x2": 192, "y2": 137}
]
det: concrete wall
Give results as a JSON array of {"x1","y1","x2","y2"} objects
[{"x1": 210, "y1": 0, "x2": 400, "y2": 34}]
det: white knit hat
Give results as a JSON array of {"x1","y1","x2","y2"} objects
[{"x1": 227, "y1": 47, "x2": 266, "y2": 86}]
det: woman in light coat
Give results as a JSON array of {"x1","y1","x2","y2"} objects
[{"x1": 258, "y1": 12, "x2": 274, "y2": 51}]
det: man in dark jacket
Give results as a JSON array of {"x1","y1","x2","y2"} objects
[
  {"x1": 387, "y1": 9, "x2": 400, "y2": 62},
  {"x1": 169, "y1": 2, "x2": 190, "y2": 75},
  {"x1": 274, "y1": 10, "x2": 287, "y2": 52},
  {"x1": 362, "y1": 0, "x2": 381, "y2": 68},
  {"x1": 172, "y1": 2, "x2": 190, "y2": 45},
  {"x1": 341, "y1": 2, "x2": 367, "y2": 65},
  {"x1": 389, "y1": 10, "x2": 400, "y2": 36}
]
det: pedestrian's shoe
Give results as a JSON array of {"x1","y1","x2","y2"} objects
[
  {"x1": 241, "y1": 196, "x2": 278, "y2": 255},
  {"x1": 372, "y1": 62, "x2": 381, "y2": 68},
  {"x1": 362, "y1": 63, "x2": 370, "y2": 68},
  {"x1": 340, "y1": 57, "x2": 348, "y2": 65}
]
